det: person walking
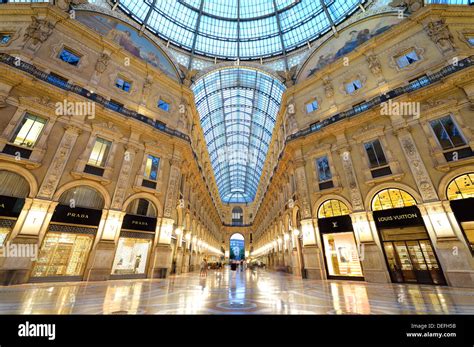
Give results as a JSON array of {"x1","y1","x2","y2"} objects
[{"x1": 200, "y1": 258, "x2": 208, "y2": 277}]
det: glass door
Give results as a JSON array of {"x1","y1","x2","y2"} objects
[
  {"x1": 419, "y1": 240, "x2": 446, "y2": 285},
  {"x1": 406, "y1": 241, "x2": 432, "y2": 284},
  {"x1": 393, "y1": 242, "x2": 417, "y2": 282}
]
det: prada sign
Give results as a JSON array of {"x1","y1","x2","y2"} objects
[
  {"x1": 122, "y1": 214, "x2": 156, "y2": 232},
  {"x1": 0, "y1": 195, "x2": 25, "y2": 218},
  {"x1": 373, "y1": 206, "x2": 424, "y2": 229},
  {"x1": 450, "y1": 198, "x2": 474, "y2": 222},
  {"x1": 51, "y1": 205, "x2": 103, "y2": 226},
  {"x1": 318, "y1": 215, "x2": 353, "y2": 233}
]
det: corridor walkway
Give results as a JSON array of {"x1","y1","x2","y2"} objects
[{"x1": 0, "y1": 268, "x2": 473, "y2": 314}]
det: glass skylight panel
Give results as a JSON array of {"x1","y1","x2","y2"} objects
[
  {"x1": 192, "y1": 67, "x2": 285, "y2": 203},
  {"x1": 117, "y1": 0, "x2": 364, "y2": 60}
]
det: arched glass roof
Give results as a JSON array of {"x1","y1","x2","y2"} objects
[
  {"x1": 115, "y1": 0, "x2": 364, "y2": 60},
  {"x1": 192, "y1": 68, "x2": 285, "y2": 204}
]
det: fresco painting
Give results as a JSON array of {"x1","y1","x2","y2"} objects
[
  {"x1": 76, "y1": 11, "x2": 178, "y2": 80},
  {"x1": 302, "y1": 16, "x2": 402, "y2": 79}
]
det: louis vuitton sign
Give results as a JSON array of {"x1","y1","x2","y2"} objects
[
  {"x1": 318, "y1": 215, "x2": 353, "y2": 233},
  {"x1": 373, "y1": 206, "x2": 424, "y2": 229}
]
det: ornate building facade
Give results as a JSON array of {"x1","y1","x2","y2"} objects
[{"x1": 0, "y1": 0, "x2": 472, "y2": 289}]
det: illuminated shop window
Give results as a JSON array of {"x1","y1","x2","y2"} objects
[
  {"x1": 345, "y1": 79, "x2": 362, "y2": 94},
  {"x1": 32, "y1": 233, "x2": 94, "y2": 277},
  {"x1": 371, "y1": 188, "x2": 417, "y2": 211},
  {"x1": 158, "y1": 99, "x2": 170, "y2": 112},
  {"x1": 58, "y1": 47, "x2": 81, "y2": 66},
  {"x1": 111, "y1": 237, "x2": 152, "y2": 275},
  {"x1": 11, "y1": 113, "x2": 47, "y2": 148},
  {"x1": 88, "y1": 137, "x2": 112, "y2": 167},
  {"x1": 144, "y1": 154, "x2": 160, "y2": 181},
  {"x1": 306, "y1": 100, "x2": 319, "y2": 113},
  {"x1": 322, "y1": 232, "x2": 363, "y2": 277},
  {"x1": 318, "y1": 200, "x2": 350, "y2": 218},
  {"x1": 395, "y1": 50, "x2": 420, "y2": 68},
  {"x1": 0, "y1": 33, "x2": 11, "y2": 44},
  {"x1": 115, "y1": 77, "x2": 132, "y2": 92},
  {"x1": 447, "y1": 173, "x2": 474, "y2": 200}
]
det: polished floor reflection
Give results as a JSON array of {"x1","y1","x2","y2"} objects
[{"x1": 0, "y1": 268, "x2": 473, "y2": 314}]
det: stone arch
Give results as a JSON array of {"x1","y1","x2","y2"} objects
[
  {"x1": 364, "y1": 182, "x2": 422, "y2": 211},
  {"x1": 313, "y1": 194, "x2": 353, "y2": 217},
  {"x1": 438, "y1": 165, "x2": 474, "y2": 201},
  {"x1": 0, "y1": 162, "x2": 38, "y2": 198},
  {"x1": 122, "y1": 192, "x2": 163, "y2": 217},
  {"x1": 53, "y1": 180, "x2": 111, "y2": 209}
]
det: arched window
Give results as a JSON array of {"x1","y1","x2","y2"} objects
[
  {"x1": 371, "y1": 188, "x2": 416, "y2": 211},
  {"x1": 318, "y1": 199, "x2": 350, "y2": 218},
  {"x1": 232, "y1": 207, "x2": 243, "y2": 226},
  {"x1": 126, "y1": 198, "x2": 157, "y2": 217},
  {"x1": 58, "y1": 186, "x2": 105, "y2": 210},
  {"x1": 0, "y1": 170, "x2": 30, "y2": 198},
  {"x1": 230, "y1": 233, "x2": 245, "y2": 260},
  {"x1": 447, "y1": 173, "x2": 474, "y2": 200}
]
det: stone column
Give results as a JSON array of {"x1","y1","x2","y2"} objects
[
  {"x1": 351, "y1": 211, "x2": 391, "y2": 283},
  {"x1": 419, "y1": 201, "x2": 474, "y2": 288},
  {"x1": 151, "y1": 217, "x2": 174, "y2": 278},
  {"x1": 337, "y1": 143, "x2": 390, "y2": 283},
  {"x1": 87, "y1": 143, "x2": 138, "y2": 281},
  {"x1": 301, "y1": 219, "x2": 326, "y2": 280}
]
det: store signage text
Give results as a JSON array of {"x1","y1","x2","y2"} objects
[
  {"x1": 66, "y1": 212, "x2": 89, "y2": 219},
  {"x1": 377, "y1": 213, "x2": 418, "y2": 222}
]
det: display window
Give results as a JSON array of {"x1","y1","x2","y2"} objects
[
  {"x1": 32, "y1": 231, "x2": 94, "y2": 277},
  {"x1": 372, "y1": 190, "x2": 446, "y2": 285},
  {"x1": 31, "y1": 186, "x2": 105, "y2": 282},
  {"x1": 317, "y1": 199, "x2": 364, "y2": 280},
  {"x1": 447, "y1": 173, "x2": 474, "y2": 254},
  {"x1": 111, "y1": 237, "x2": 152, "y2": 275},
  {"x1": 322, "y1": 232, "x2": 363, "y2": 278}
]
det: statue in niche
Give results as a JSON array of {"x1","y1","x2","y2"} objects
[
  {"x1": 141, "y1": 76, "x2": 153, "y2": 104},
  {"x1": 322, "y1": 76, "x2": 334, "y2": 98},
  {"x1": 366, "y1": 54, "x2": 382, "y2": 76}
]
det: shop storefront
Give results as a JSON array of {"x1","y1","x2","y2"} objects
[
  {"x1": 0, "y1": 171, "x2": 29, "y2": 246},
  {"x1": 317, "y1": 200, "x2": 364, "y2": 280},
  {"x1": 31, "y1": 204, "x2": 102, "y2": 281},
  {"x1": 372, "y1": 189, "x2": 445, "y2": 285},
  {"x1": 111, "y1": 215, "x2": 156, "y2": 279},
  {"x1": 0, "y1": 195, "x2": 25, "y2": 245},
  {"x1": 446, "y1": 173, "x2": 474, "y2": 254}
]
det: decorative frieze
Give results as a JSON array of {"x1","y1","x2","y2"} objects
[
  {"x1": 111, "y1": 146, "x2": 137, "y2": 210},
  {"x1": 37, "y1": 126, "x2": 81, "y2": 199},
  {"x1": 397, "y1": 130, "x2": 438, "y2": 201}
]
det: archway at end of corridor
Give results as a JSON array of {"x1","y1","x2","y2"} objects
[{"x1": 229, "y1": 233, "x2": 245, "y2": 261}]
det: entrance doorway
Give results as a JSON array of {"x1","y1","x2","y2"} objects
[
  {"x1": 372, "y1": 188, "x2": 446, "y2": 285},
  {"x1": 229, "y1": 233, "x2": 245, "y2": 261}
]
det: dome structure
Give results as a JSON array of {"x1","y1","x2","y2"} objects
[{"x1": 116, "y1": 0, "x2": 365, "y2": 60}]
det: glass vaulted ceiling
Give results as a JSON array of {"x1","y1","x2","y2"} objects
[
  {"x1": 116, "y1": 0, "x2": 363, "y2": 60},
  {"x1": 192, "y1": 68, "x2": 285, "y2": 204}
]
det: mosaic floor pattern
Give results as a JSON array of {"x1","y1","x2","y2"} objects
[{"x1": 0, "y1": 268, "x2": 473, "y2": 314}]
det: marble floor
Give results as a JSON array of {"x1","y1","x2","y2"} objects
[{"x1": 0, "y1": 268, "x2": 473, "y2": 314}]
